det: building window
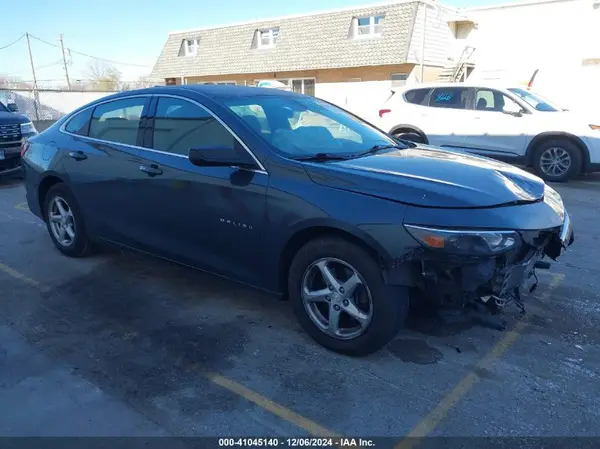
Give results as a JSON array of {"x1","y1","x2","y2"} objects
[
  {"x1": 182, "y1": 38, "x2": 199, "y2": 57},
  {"x1": 186, "y1": 80, "x2": 236, "y2": 85},
  {"x1": 270, "y1": 78, "x2": 315, "y2": 96},
  {"x1": 391, "y1": 73, "x2": 408, "y2": 87},
  {"x1": 207, "y1": 81, "x2": 236, "y2": 85},
  {"x1": 257, "y1": 27, "x2": 280, "y2": 48},
  {"x1": 354, "y1": 15, "x2": 384, "y2": 38}
]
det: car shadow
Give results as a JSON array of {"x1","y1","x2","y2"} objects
[{"x1": 0, "y1": 176, "x2": 23, "y2": 189}]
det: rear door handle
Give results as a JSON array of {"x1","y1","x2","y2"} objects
[
  {"x1": 68, "y1": 151, "x2": 87, "y2": 161},
  {"x1": 139, "y1": 164, "x2": 163, "y2": 176}
]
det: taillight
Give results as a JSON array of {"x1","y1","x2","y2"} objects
[
  {"x1": 20, "y1": 141, "x2": 30, "y2": 158},
  {"x1": 379, "y1": 109, "x2": 391, "y2": 118}
]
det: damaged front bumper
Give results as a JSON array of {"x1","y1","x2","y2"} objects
[{"x1": 397, "y1": 209, "x2": 574, "y2": 310}]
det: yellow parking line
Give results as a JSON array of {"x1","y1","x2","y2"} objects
[
  {"x1": 395, "y1": 273, "x2": 565, "y2": 449},
  {"x1": 0, "y1": 262, "x2": 50, "y2": 292},
  {"x1": 206, "y1": 372, "x2": 339, "y2": 437},
  {"x1": 15, "y1": 202, "x2": 29, "y2": 211},
  {"x1": 0, "y1": 260, "x2": 337, "y2": 437}
]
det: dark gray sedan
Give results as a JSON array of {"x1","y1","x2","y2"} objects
[{"x1": 21, "y1": 85, "x2": 574, "y2": 356}]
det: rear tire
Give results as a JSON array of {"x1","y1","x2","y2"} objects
[
  {"x1": 393, "y1": 131, "x2": 425, "y2": 144},
  {"x1": 288, "y1": 237, "x2": 409, "y2": 357},
  {"x1": 44, "y1": 183, "x2": 93, "y2": 257},
  {"x1": 532, "y1": 138, "x2": 582, "y2": 182}
]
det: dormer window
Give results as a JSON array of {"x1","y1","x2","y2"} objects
[
  {"x1": 183, "y1": 38, "x2": 199, "y2": 56},
  {"x1": 257, "y1": 27, "x2": 279, "y2": 48},
  {"x1": 354, "y1": 15, "x2": 384, "y2": 38}
]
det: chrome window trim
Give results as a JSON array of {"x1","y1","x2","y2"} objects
[
  {"x1": 59, "y1": 94, "x2": 152, "y2": 153},
  {"x1": 59, "y1": 93, "x2": 268, "y2": 175}
]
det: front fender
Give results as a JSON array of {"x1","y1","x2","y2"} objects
[{"x1": 283, "y1": 217, "x2": 397, "y2": 266}]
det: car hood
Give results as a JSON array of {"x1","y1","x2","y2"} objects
[
  {"x1": 304, "y1": 146, "x2": 546, "y2": 208},
  {"x1": 0, "y1": 111, "x2": 30, "y2": 124}
]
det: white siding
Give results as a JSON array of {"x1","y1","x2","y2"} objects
[
  {"x1": 314, "y1": 66, "x2": 428, "y2": 121},
  {"x1": 466, "y1": 0, "x2": 600, "y2": 114},
  {"x1": 406, "y1": 4, "x2": 457, "y2": 68}
]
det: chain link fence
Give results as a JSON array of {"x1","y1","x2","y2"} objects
[{"x1": 0, "y1": 82, "x2": 164, "y2": 130}]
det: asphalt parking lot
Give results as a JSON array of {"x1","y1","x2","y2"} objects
[{"x1": 1, "y1": 175, "x2": 599, "y2": 443}]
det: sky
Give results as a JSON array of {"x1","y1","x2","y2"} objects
[{"x1": 0, "y1": 0, "x2": 518, "y2": 86}]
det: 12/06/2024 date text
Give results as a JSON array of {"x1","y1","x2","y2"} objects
[{"x1": 218, "y1": 438, "x2": 376, "y2": 447}]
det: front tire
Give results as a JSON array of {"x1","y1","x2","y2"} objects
[
  {"x1": 288, "y1": 237, "x2": 409, "y2": 356},
  {"x1": 44, "y1": 183, "x2": 93, "y2": 257},
  {"x1": 532, "y1": 139, "x2": 582, "y2": 182},
  {"x1": 393, "y1": 131, "x2": 425, "y2": 144}
]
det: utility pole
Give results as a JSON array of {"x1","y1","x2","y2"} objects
[
  {"x1": 59, "y1": 34, "x2": 71, "y2": 90},
  {"x1": 420, "y1": 1, "x2": 428, "y2": 83},
  {"x1": 25, "y1": 32, "x2": 40, "y2": 121},
  {"x1": 25, "y1": 33, "x2": 38, "y2": 89}
]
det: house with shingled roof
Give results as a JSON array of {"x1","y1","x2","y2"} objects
[
  {"x1": 150, "y1": 0, "x2": 471, "y2": 113},
  {"x1": 151, "y1": 0, "x2": 600, "y2": 116}
]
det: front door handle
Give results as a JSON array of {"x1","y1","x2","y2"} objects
[
  {"x1": 139, "y1": 164, "x2": 163, "y2": 176},
  {"x1": 68, "y1": 151, "x2": 87, "y2": 161}
]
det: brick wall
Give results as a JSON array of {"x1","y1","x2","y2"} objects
[{"x1": 180, "y1": 63, "x2": 442, "y2": 85}]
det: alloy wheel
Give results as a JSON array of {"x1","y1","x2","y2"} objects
[
  {"x1": 540, "y1": 147, "x2": 571, "y2": 177},
  {"x1": 48, "y1": 196, "x2": 76, "y2": 247},
  {"x1": 300, "y1": 257, "x2": 373, "y2": 340}
]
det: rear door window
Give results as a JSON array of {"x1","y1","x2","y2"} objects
[
  {"x1": 429, "y1": 87, "x2": 469, "y2": 110},
  {"x1": 89, "y1": 97, "x2": 149, "y2": 146},
  {"x1": 404, "y1": 88, "x2": 432, "y2": 106}
]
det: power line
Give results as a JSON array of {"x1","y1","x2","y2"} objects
[
  {"x1": 66, "y1": 47, "x2": 151, "y2": 68},
  {"x1": 28, "y1": 32, "x2": 150, "y2": 68},
  {"x1": 35, "y1": 60, "x2": 63, "y2": 70},
  {"x1": 28, "y1": 33, "x2": 60, "y2": 48},
  {"x1": 0, "y1": 34, "x2": 25, "y2": 51}
]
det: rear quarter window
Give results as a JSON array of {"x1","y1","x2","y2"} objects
[
  {"x1": 404, "y1": 88, "x2": 432, "y2": 106},
  {"x1": 64, "y1": 108, "x2": 93, "y2": 136}
]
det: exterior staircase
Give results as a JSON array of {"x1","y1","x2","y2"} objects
[{"x1": 438, "y1": 46, "x2": 476, "y2": 82}]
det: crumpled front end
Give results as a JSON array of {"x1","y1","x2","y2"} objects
[{"x1": 396, "y1": 185, "x2": 574, "y2": 312}]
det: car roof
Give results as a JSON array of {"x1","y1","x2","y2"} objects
[
  {"x1": 393, "y1": 82, "x2": 525, "y2": 92},
  {"x1": 110, "y1": 84, "x2": 302, "y2": 100}
]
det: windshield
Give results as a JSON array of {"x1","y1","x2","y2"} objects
[
  {"x1": 0, "y1": 101, "x2": 8, "y2": 112},
  {"x1": 225, "y1": 95, "x2": 396, "y2": 159},
  {"x1": 508, "y1": 88, "x2": 560, "y2": 112}
]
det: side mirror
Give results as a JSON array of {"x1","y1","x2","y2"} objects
[
  {"x1": 503, "y1": 102, "x2": 523, "y2": 117},
  {"x1": 188, "y1": 145, "x2": 257, "y2": 170},
  {"x1": 7, "y1": 102, "x2": 18, "y2": 112}
]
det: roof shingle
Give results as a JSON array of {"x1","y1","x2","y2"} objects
[{"x1": 151, "y1": 1, "x2": 420, "y2": 79}]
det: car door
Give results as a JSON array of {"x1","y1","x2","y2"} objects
[
  {"x1": 465, "y1": 88, "x2": 529, "y2": 158},
  {"x1": 130, "y1": 95, "x2": 269, "y2": 285},
  {"x1": 420, "y1": 86, "x2": 476, "y2": 149},
  {"x1": 61, "y1": 95, "x2": 151, "y2": 246}
]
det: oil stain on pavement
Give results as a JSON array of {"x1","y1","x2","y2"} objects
[{"x1": 387, "y1": 338, "x2": 443, "y2": 365}]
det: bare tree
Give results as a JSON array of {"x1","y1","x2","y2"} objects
[{"x1": 86, "y1": 61, "x2": 122, "y2": 91}]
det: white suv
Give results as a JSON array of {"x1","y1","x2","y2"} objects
[{"x1": 373, "y1": 82, "x2": 600, "y2": 182}]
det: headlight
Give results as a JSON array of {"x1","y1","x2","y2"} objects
[
  {"x1": 544, "y1": 184, "x2": 565, "y2": 220},
  {"x1": 20, "y1": 122, "x2": 37, "y2": 135},
  {"x1": 590, "y1": 124, "x2": 600, "y2": 131},
  {"x1": 404, "y1": 224, "x2": 519, "y2": 256}
]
